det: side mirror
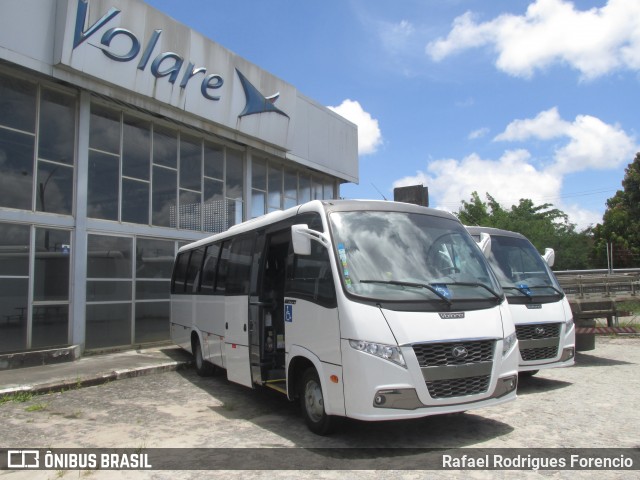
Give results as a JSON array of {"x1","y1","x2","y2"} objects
[
  {"x1": 291, "y1": 224, "x2": 311, "y2": 255},
  {"x1": 478, "y1": 232, "x2": 491, "y2": 255},
  {"x1": 291, "y1": 224, "x2": 330, "y2": 255},
  {"x1": 543, "y1": 248, "x2": 555, "y2": 267}
]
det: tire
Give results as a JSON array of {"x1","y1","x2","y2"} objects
[
  {"x1": 519, "y1": 370, "x2": 539, "y2": 378},
  {"x1": 194, "y1": 340, "x2": 215, "y2": 377},
  {"x1": 300, "y1": 367, "x2": 337, "y2": 435}
]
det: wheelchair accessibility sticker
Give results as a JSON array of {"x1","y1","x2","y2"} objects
[{"x1": 285, "y1": 304, "x2": 293, "y2": 323}]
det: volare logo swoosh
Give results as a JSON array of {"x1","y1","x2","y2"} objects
[{"x1": 236, "y1": 69, "x2": 289, "y2": 118}]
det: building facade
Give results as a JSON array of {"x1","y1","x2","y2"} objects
[{"x1": 0, "y1": 0, "x2": 358, "y2": 355}]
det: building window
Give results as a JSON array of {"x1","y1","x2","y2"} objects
[
  {"x1": 268, "y1": 164, "x2": 282, "y2": 213},
  {"x1": 135, "y1": 238, "x2": 173, "y2": 343},
  {"x1": 32, "y1": 228, "x2": 71, "y2": 349},
  {"x1": 37, "y1": 88, "x2": 76, "y2": 215},
  {"x1": 122, "y1": 116, "x2": 151, "y2": 224},
  {"x1": 0, "y1": 222, "x2": 71, "y2": 354},
  {"x1": 0, "y1": 74, "x2": 37, "y2": 212},
  {"x1": 86, "y1": 234, "x2": 133, "y2": 349},
  {"x1": 284, "y1": 168, "x2": 298, "y2": 209},
  {"x1": 89, "y1": 101, "x2": 245, "y2": 233},
  {"x1": 225, "y1": 150, "x2": 244, "y2": 230},
  {"x1": 88, "y1": 104, "x2": 120, "y2": 220},
  {"x1": 0, "y1": 223, "x2": 30, "y2": 353},
  {"x1": 179, "y1": 134, "x2": 202, "y2": 230},
  {"x1": 251, "y1": 157, "x2": 267, "y2": 218},
  {"x1": 249, "y1": 157, "x2": 337, "y2": 219}
]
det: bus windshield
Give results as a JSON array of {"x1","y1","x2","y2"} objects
[
  {"x1": 328, "y1": 211, "x2": 502, "y2": 304},
  {"x1": 485, "y1": 235, "x2": 563, "y2": 300}
]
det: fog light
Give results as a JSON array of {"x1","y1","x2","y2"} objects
[
  {"x1": 560, "y1": 347, "x2": 575, "y2": 362},
  {"x1": 374, "y1": 395, "x2": 386, "y2": 405}
]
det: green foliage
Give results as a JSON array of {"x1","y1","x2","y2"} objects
[
  {"x1": 591, "y1": 153, "x2": 640, "y2": 268},
  {"x1": 456, "y1": 192, "x2": 592, "y2": 270}
]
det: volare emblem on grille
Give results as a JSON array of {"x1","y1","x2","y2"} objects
[
  {"x1": 451, "y1": 346, "x2": 468, "y2": 359},
  {"x1": 439, "y1": 312, "x2": 465, "y2": 319},
  {"x1": 535, "y1": 327, "x2": 546, "y2": 336}
]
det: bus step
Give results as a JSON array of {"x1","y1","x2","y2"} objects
[{"x1": 264, "y1": 379, "x2": 287, "y2": 395}]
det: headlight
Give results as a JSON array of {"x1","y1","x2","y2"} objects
[
  {"x1": 349, "y1": 340, "x2": 406, "y2": 367},
  {"x1": 565, "y1": 316, "x2": 574, "y2": 330},
  {"x1": 502, "y1": 332, "x2": 517, "y2": 356}
]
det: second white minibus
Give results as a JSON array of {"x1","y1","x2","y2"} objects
[
  {"x1": 171, "y1": 200, "x2": 519, "y2": 434},
  {"x1": 466, "y1": 226, "x2": 575, "y2": 376}
]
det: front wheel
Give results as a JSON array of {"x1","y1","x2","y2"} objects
[
  {"x1": 194, "y1": 340, "x2": 215, "y2": 377},
  {"x1": 300, "y1": 368, "x2": 338, "y2": 435}
]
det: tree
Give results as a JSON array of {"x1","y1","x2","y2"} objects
[
  {"x1": 457, "y1": 192, "x2": 592, "y2": 270},
  {"x1": 592, "y1": 153, "x2": 640, "y2": 268}
]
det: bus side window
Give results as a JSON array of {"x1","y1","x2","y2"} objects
[
  {"x1": 216, "y1": 241, "x2": 230, "y2": 294},
  {"x1": 171, "y1": 251, "x2": 190, "y2": 294},
  {"x1": 200, "y1": 243, "x2": 221, "y2": 294},
  {"x1": 185, "y1": 248, "x2": 204, "y2": 293},
  {"x1": 226, "y1": 235, "x2": 255, "y2": 295},
  {"x1": 287, "y1": 241, "x2": 336, "y2": 308}
]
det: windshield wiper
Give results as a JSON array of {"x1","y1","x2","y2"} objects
[
  {"x1": 360, "y1": 279, "x2": 452, "y2": 306},
  {"x1": 503, "y1": 286, "x2": 532, "y2": 297},
  {"x1": 503, "y1": 285, "x2": 564, "y2": 298},
  {"x1": 434, "y1": 282, "x2": 503, "y2": 301}
]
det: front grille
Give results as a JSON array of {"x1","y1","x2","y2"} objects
[
  {"x1": 516, "y1": 323, "x2": 561, "y2": 340},
  {"x1": 412, "y1": 340, "x2": 494, "y2": 367},
  {"x1": 521, "y1": 346, "x2": 558, "y2": 361},
  {"x1": 426, "y1": 375, "x2": 490, "y2": 398}
]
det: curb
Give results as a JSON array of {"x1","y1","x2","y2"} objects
[{"x1": 0, "y1": 360, "x2": 192, "y2": 398}]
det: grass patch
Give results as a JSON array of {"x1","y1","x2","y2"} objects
[
  {"x1": 25, "y1": 402, "x2": 48, "y2": 412},
  {"x1": 0, "y1": 391, "x2": 34, "y2": 405}
]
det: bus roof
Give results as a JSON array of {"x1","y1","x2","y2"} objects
[
  {"x1": 179, "y1": 199, "x2": 459, "y2": 253},
  {"x1": 465, "y1": 225, "x2": 527, "y2": 240}
]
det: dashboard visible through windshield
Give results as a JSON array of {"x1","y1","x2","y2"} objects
[
  {"x1": 484, "y1": 235, "x2": 564, "y2": 304},
  {"x1": 328, "y1": 210, "x2": 503, "y2": 308}
]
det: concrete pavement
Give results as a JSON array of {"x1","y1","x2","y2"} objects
[{"x1": 0, "y1": 346, "x2": 192, "y2": 397}]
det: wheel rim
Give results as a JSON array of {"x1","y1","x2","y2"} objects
[{"x1": 304, "y1": 379, "x2": 325, "y2": 423}]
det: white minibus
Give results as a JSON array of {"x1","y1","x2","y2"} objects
[
  {"x1": 466, "y1": 226, "x2": 575, "y2": 376},
  {"x1": 171, "y1": 200, "x2": 519, "y2": 434}
]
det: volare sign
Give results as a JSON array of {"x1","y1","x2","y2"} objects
[
  {"x1": 73, "y1": 0, "x2": 224, "y2": 101},
  {"x1": 56, "y1": 0, "x2": 294, "y2": 150}
]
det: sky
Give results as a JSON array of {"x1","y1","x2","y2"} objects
[{"x1": 145, "y1": 0, "x2": 640, "y2": 231}]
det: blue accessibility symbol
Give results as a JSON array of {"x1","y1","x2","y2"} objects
[{"x1": 285, "y1": 304, "x2": 293, "y2": 323}]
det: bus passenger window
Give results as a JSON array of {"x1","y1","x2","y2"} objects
[
  {"x1": 216, "y1": 242, "x2": 230, "y2": 294},
  {"x1": 226, "y1": 236, "x2": 254, "y2": 295},
  {"x1": 200, "y1": 243, "x2": 221, "y2": 294},
  {"x1": 171, "y1": 252, "x2": 189, "y2": 294},
  {"x1": 185, "y1": 248, "x2": 204, "y2": 293}
]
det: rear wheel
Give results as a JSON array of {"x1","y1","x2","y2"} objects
[
  {"x1": 300, "y1": 368, "x2": 337, "y2": 435},
  {"x1": 194, "y1": 340, "x2": 215, "y2": 377}
]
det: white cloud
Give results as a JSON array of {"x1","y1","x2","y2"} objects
[
  {"x1": 393, "y1": 109, "x2": 638, "y2": 230},
  {"x1": 379, "y1": 20, "x2": 415, "y2": 54},
  {"x1": 393, "y1": 149, "x2": 562, "y2": 216},
  {"x1": 426, "y1": 0, "x2": 640, "y2": 79},
  {"x1": 495, "y1": 107, "x2": 637, "y2": 174},
  {"x1": 328, "y1": 99, "x2": 383, "y2": 156},
  {"x1": 468, "y1": 127, "x2": 490, "y2": 140},
  {"x1": 494, "y1": 107, "x2": 567, "y2": 141}
]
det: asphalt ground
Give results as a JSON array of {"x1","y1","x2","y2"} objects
[{"x1": 0, "y1": 336, "x2": 639, "y2": 479}]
